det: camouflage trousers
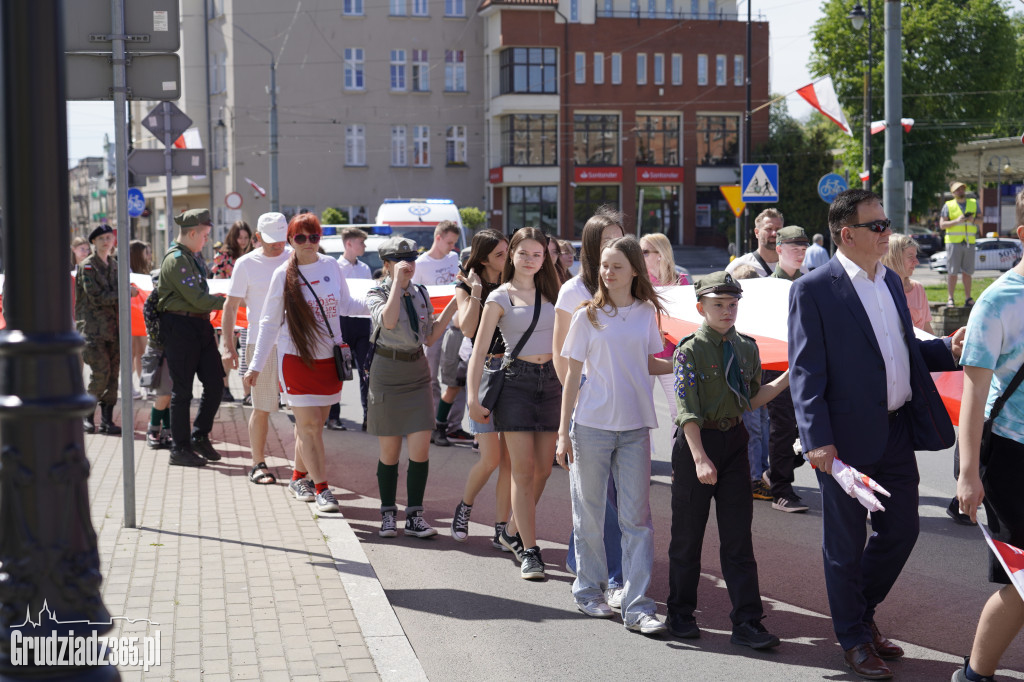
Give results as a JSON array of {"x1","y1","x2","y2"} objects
[{"x1": 83, "y1": 336, "x2": 120, "y2": 405}]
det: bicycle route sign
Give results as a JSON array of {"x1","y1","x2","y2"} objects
[
  {"x1": 741, "y1": 164, "x2": 779, "y2": 203},
  {"x1": 817, "y1": 173, "x2": 848, "y2": 204}
]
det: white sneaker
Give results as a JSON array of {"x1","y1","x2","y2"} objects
[
  {"x1": 626, "y1": 614, "x2": 668, "y2": 636},
  {"x1": 576, "y1": 597, "x2": 614, "y2": 618},
  {"x1": 604, "y1": 587, "x2": 624, "y2": 612}
]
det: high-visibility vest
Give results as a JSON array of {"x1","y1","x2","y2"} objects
[{"x1": 944, "y1": 198, "x2": 978, "y2": 244}]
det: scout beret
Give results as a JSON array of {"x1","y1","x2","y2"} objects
[
  {"x1": 174, "y1": 208, "x2": 212, "y2": 228},
  {"x1": 378, "y1": 237, "x2": 419, "y2": 262},
  {"x1": 694, "y1": 271, "x2": 743, "y2": 299},
  {"x1": 777, "y1": 225, "x2": 810, "y2": 245},
  {"x1": 88, "y1": 224, "x2": 114, "y2": 243}
]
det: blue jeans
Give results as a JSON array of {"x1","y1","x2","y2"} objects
[
  {"x1": 743, "y1": 405, "x2": 770, "y2": 481},
  {"x1": 569, "y1": 424, "x2": 655, "y2": 625}
]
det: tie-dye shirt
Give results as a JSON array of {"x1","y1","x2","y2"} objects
[{"x1": 960, "y1": 270, "x2": 1024, "y2": 441}]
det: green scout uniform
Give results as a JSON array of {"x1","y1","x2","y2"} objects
[
  {"x1": 770, "y1": 225, "x2": 808, "y2": 282},
  {"x1": 667, "y1": 271, "x2": 769, "y2": 629},
  {"x1": 75, "y1": 252, "x2": 121, "y2": 405},
  {"x1": 157, "y1": 241, "x2": 224, "y2": 315}
]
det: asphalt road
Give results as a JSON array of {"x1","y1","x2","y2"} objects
[{"x1": 312, "y1": 381, "x2": 1024, "y2": 682}]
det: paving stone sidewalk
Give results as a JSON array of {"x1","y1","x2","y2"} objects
[{"x1": 84, "y1": 390, "x2": 424, "y2": 681}]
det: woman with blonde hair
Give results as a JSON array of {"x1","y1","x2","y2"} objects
[
  {"x1": 882, "y1": 233, "x2": 933, "y2": 334},
  {"x1": 640, "y1": 232, "x2": 689, "y2": 286}
]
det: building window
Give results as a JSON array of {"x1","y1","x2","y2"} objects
[
  {"x1": 390, "y1": 49, "x2": 407, "y2": 91},
  {"x1": 213, "y1": 125, "x2": 227, "y2": 169},
  {"x1": 345, "y1": 124, "x2": 366, "y2": 166},
  {"x1": 570, "y1": 0, "x2": 579, "y2": 22},
  {"x1": 508, "y1": 186, "x2": 559, "y2": 235},
  {"x1": 499, "y1": 47, "x2": 558, "y2": 95},
  {"x1": 666, "y1": 0, "x2": 674, "y2": 15},
  {"x1": 210, "y1": 52, "x2": 226, "y2": 94},
  {"x1": 636, "y1": 53, "x2": 647, "y2": 85},
  {"x1": 501, "y1": 114, "x2": 558, "y2": 166},
  {"x1": 708, "y1": 0, "x2": 716, "y2": 14},
  {"x1": 390, "y1": 0, "x2": 406, "y2": 16},
  {"x1": 653, "y1": 54, "x2": 664, "y2": 85},
  {"x1": 412, "y1": 0, "x2": 428, "y2": 16},
  {"x1": 344, "y1": 0, "x2": 364, "y2": 15},
  {"x1": 647, "y1": 0, "x2": 656, "y2": 17},
  {"x1": 697, "y1": 53, "x2": 707, "y2": 86},
  {"x1": 344, "y1": 48, "x2": 365, "y2": 90},
  {"x1": 671, "y1": 53, "x2": 682, "y2": 85},
  {"x1": 575, "y1": 52, "x2": 586, "y2": 84},
  {"x1": 573, "y1": 114, "x2": 619, "y2": 165},
  {"x1": 696, "y1": 113, "x2": 739, "y2": 167},
  {"x1": 444, "y1": 0, "x2": 464, "y2": 15},
  {"x1": 593, "y1": 52, "x2": 605, "y2": 84},
  {"x1": 691, "y1": 0, "x2": 699, "y2": 15},
  {"x1": 716, "y1": 54, "x2": 726, "y2": 85},
  {"x1": 446, "y1": 125, "x2": 467, "y2": 165},
  {"x1": 445, "y1": 50, "x2": 466, "y2": 91},
  {"x1": 734, "y1": 55, "x2": 743, "y2": 86},
  {"x1": 412, "y1": 50, "x2": 429, "y2": 91},
  {"x1": 602, "y1": 0, "x2": 612, "y2": 16},
  {"x1": 611, "y1": 53, "x2": 622, "y2": 85},
  {"x1": 630, "y1": 0, "x2": 639, "y2": 17},
  {"x1": 635, "y1": 114, "x2": 679, "y2": 165},
  {"x1": 573, "y1": 186, "x2": 619, "y2": 237},
  {"x1": 637, "y1": 185, "x2": 680, "y2": 237},
  {"x1": 413, "y1": 125, "x2": 430, "y2": 166},
  {"x1": 391, "y1": 126, "x2": 407, "y2": 166}
]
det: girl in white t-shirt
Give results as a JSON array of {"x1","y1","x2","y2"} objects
[{"x1": 556, "y1": 236, "x2": 673, "y2": 635}]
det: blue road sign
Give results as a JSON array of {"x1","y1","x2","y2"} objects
[
  {"x1": 127, "y1": 188, "x2": 146, "y2": 218},
  {"x1": 817, "y1": 173, "x2": 848, "y2": 204},
  {"x1": 741, "y1": 163, "x2": 779, "y2": 203}
]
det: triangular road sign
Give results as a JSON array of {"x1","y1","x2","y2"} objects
[{"x1": 719, "y1": 186, "x2": 745, "y2": 218}]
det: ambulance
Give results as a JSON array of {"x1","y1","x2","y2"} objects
[{"x1": 374, "y1": 198, "x2": 469, "y2": 252}]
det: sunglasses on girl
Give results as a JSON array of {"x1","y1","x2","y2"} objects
[
  {"x1": 291, "y1": 233, "x2": 321, "y2": 245},
  {"x1": 846, "y1": 219, "x2": 891, "y2": 233}
]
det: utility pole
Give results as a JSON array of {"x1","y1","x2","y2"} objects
[
  {"x1": 883, "y1": 0, "x2": 904, "y2": 232},
  {"x1": 236, "y1": 26, "x2": 279, "y2": 212}
]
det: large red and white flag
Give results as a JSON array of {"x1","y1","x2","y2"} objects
[
  {"x1": 981, "y1": 523, "x2": 1024, "y2": 602},
  {"x1": 796, "y1": 76, "x2": 853, "y2": 136}
]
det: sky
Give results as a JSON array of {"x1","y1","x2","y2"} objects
[{"x1": 66, "y1": 0, "x2": 822, "y2": 166}]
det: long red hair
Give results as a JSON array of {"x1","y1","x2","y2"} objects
[{"x1": 283, "y1": 214, "x2": 326, "y2": 367}]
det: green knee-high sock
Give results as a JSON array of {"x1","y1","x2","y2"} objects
[
  {"x1": 377, "y1": 461, "x2": 399, "y2": 509},
  {"x1": 159, "y1": 408, "x2": 170, "y2": 429},
  {"x1": 435, "y1": 399, "x2": 453, "y2": 426},
  {"x1": 407, "y1": 460, "x2": 429, "y2": 508},
  {"x1": 149, "y1": 408, "x2": 162, "y2": 430}
]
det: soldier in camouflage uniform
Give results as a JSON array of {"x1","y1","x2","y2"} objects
[
  {"x1": 75, "y1": 224, "x2": 137, "y2": 434},
  {"x1": 156, "y1": 208, "x2": 226, "y2": 467}
]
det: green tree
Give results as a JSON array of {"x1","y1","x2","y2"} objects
[
  {"x1": 320, "y1": 207, "x2": 348, "y2": 225},
  {"x1": 754, "y1": 101, "x2": 837, "y2": 235},
  {"x1": 459, "y1": 206, "x2": 487, "y2": 230},
  {"x1": 809, "y1": 0, "x2": 1015, "y2": 214},
  {"x1": 992, "y1": 13, "x2": 1024, "y2": 138}
]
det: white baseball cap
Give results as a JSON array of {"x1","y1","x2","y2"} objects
[{"x1": 257, "y1": 212, "x2": 287, "y2": 243}]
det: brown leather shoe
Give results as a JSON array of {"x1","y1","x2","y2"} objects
[
  {"x1": 869, "y1": 621, "x2": 904, "y2": 660},
  {"x1": 844, "y1": 642, "x2": 893, "y2": 680}
]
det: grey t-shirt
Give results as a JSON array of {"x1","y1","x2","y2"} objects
[{"x1": 486, "y1": 286, "x2": 555, "y2": 358}]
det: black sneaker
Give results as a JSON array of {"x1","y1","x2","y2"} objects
[
  {"x1": 946, "y1": 497, "x2": 977, "y2": 526},
  {"x1": 951, "y1": 657, "x2": 994, "y2": 682},
  {"x1": 667, "y1": 614, "x2": 701, "y2": 639},
  {"x1": 222, "y1": 386, "x2": 235, "y2": 403},
  {"x1": 451, "y1": 500, "x2": 472, "y2": 542},
  {"x1": 730, "y1": 619, "x2": 780, "y2": 650},
  {"x1": 431, "y1": 426, "x2": 451, "y2": 446},
  {"x1": 379, "y1": 507, "x2": 398, "y2": 538},
  {"x1": 498, "y1": 525, "x2": 525, "y2": 561},
  {"x1": 404, "y1": 508, "x2": 437, "y2": 538},
  {"x1": 325, "y1": 418, "x2": 347, "y2": 431},
  {"x1": 772, "y1": 495, "x2": 808, "y2": 513},
  {"x1": 147, "y1": 430, "x2": 167, "y2": 449},
  {"x1": 493, "y1": 522, "x2": 510, "y2": 552},
  {"x1": 520, "y1": 546, "x2": 545, "y2": 580},
  {"x1": 446, "y1": 428, "x2": 474, "y2": 444},
  {"x1": 169, "y1": 447, "x2": 207, "y2": 467},
  {"x1": 191, "y1": 434, "x2": 222, "y2": 461}
]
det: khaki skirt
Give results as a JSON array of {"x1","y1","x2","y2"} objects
[{"x1": 367, "y1": 352, "x2": 434, "y2": 436}]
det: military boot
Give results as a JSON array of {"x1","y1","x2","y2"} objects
[{"x1": 98, "y1": 403, "x2": 122, "y2": 435}]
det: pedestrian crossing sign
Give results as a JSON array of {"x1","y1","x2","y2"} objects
[{"x1": 741, "y1": 163, "x2": 779, "y2": 203}]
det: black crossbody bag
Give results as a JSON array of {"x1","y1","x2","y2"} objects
[
  {"x1": 296, "y1": 268, "x2": 354, "y2": 382},
  {"x1": 979, "y1": 360, "x2": 1024, "y2": 466},
  {"x1": 479, "y1": 288, "x2": 541, "y2": 411}
]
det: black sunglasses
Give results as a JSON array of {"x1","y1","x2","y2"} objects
[
  {"x1": 292, "y1": 233, "x2": 322, "y2": 245},
  {"x1": 846, "y1": 219, "x2": 891, "y2": 233}
]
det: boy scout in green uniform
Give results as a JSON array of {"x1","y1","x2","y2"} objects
[
  {"x1": 665, "y1": 271, "x2": 790, "y2": 648},
  {"x1": 156, "y1": 208, "x2": 225, "y2": 467},
  {"x1": 770, "y1": 225, "x2": 808, "y2": 281},
  {"x1": 76, "y1": 224, "x2": 136, "y2": 435}
]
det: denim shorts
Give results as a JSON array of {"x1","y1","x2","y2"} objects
[{"x1": 492, "y1": 359, "x2": 561, "y2": 433}]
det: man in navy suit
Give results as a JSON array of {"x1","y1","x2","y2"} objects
[{"x1": 789, "y1": 189, "x2": 965, "y2": 680}]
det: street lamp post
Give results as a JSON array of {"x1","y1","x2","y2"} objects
[
  {"x1": 987, "y1": 155, "x2": 1011, "y2": 236},
  {"x1": 236, "y1": 26, "x2": 279, "y2": 213},
  {"x1": 849, "y1": 1, "x2": 872, "y2": 191}
]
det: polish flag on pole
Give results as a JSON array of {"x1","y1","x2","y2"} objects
[
  {"x1": 981, "y1": 523, "x2": 1024, "y2": 602},
  {"x1": 244, "y1": 177, "x2": 267, "y2": 197},
  {"x1": 796, "y1": 76, "x2": 853, "y2": 136},
  {"x1": 859, "y1": 170, "x2": 870, "y2": 184},
  {"x1": 870, "y1": 118, "x2": 915, "y2": 135}
]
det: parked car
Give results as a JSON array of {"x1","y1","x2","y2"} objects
[
  {"x1": 929, "y1": 237, "x2": 1022, "y2": 273},
  {"x1": 907, "y1": 224, "x2": 943, "y2": 256}
]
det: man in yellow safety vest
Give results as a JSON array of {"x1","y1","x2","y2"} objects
[{"x1": 939, "y1": 181, "x2": 979, "y2": 306}]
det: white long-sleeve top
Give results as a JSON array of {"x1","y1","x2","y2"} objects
[{"x1": 249, "y1": 255, "x2": 369, "y2": 373}]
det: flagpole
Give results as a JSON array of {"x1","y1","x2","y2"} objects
[{"x1": 748, "y1": 76, "x2": 832, "y2": 116}]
